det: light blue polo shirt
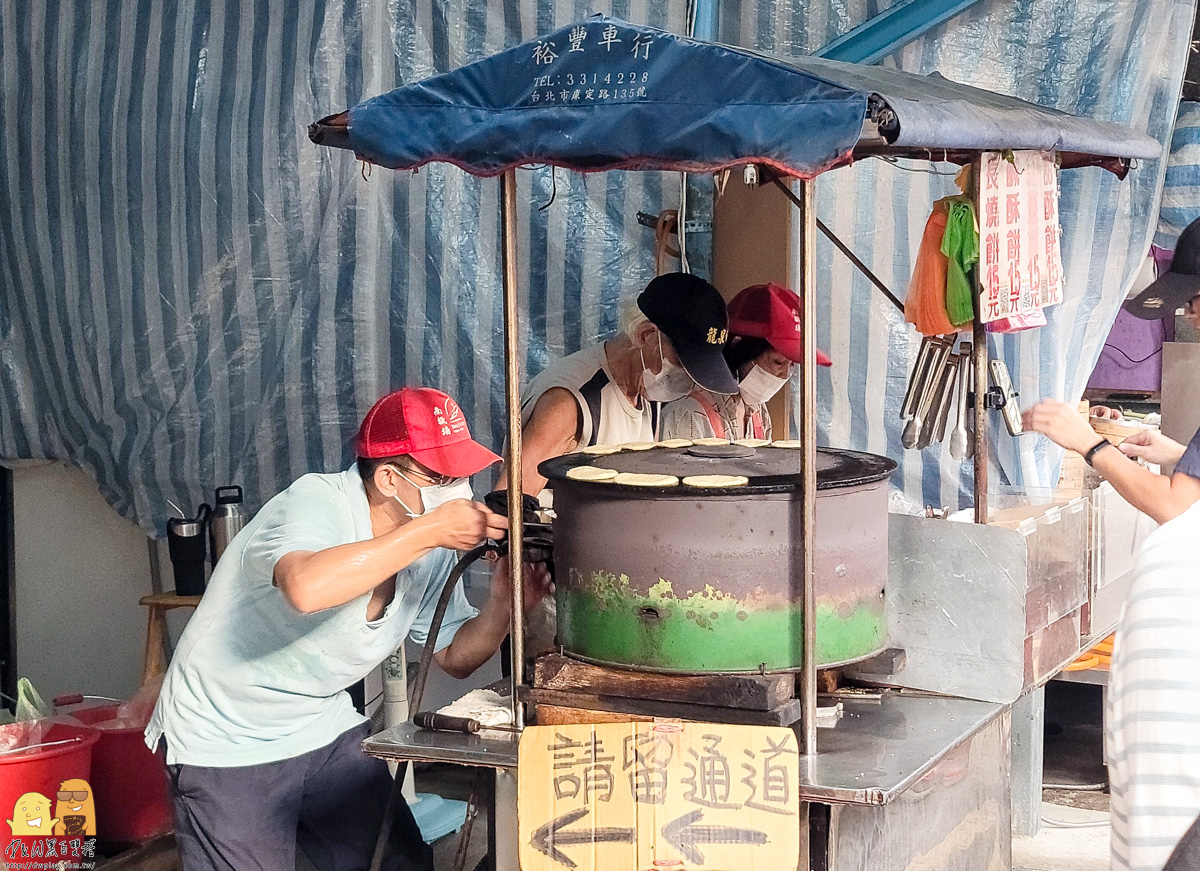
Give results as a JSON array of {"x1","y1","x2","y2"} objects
[{"x1": 145, "y1": 463, "x2": 478, "y2": 767}]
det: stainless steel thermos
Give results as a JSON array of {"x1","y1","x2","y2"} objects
[
  {"x1": 166, "y1": 485, "x2": 249, "y2": 595},
  {"x1": 209, "y1": 485, "x2": 248, "y2": 565}
]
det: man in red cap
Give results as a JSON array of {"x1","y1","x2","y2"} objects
[
  {"x1": 145, "y1": 387, "x2": 546, "y2": 871},
  {"x1": 661, "y1": 283, "x2": 831, "y2": 441}
]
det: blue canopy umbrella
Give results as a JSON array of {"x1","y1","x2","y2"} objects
[{"x1": 310, "y1": 15, "x2": 1158, "y2": 178}]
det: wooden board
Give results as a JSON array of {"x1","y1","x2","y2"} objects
[
  {"x1": 518, "y1": 722, "x2": 801, "y2": 871},
  {"x1": 534, "y1": 704, "x2": 655, "y2": 726},
  {"x1": 533, "y1": 654, "x2": 794, "y2": 711},
  {"x1": 521, "y1": 686, "x2": 802, "y2": 727}
]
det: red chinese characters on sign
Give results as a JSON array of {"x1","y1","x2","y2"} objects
[{"x1": 977, "y1": 151, "x2": 1063, "y2": 325}]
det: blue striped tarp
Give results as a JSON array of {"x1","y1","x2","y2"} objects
[
  {"x1": 0, "y1": 0, "x2": 684, "y2": 529},
  {"x1": 1156, "y1": 101, "x2": 1200, "y2": 248},
  {"x1": 0, "y1": 0, "x2": 1193, "y2": 529}
]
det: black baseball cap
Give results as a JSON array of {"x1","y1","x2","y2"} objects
[
  {"x1": 638, "y1": 273, "x2": 739, "y2": 395},
  {"x1": 1125, "y1": 216, "x2": 1200, "y2": 319}
]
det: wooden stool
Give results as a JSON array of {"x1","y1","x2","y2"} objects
[{"x1": 138, "y1": 592, "x2": 202, "y2": 683}]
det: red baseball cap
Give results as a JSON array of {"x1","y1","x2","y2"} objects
[
  {"x1": 726, "y1": 283, "x2": 832, "y2": 367},
  {"x1": 356, "y1": 387, "x2": 501, "y2": 478}
]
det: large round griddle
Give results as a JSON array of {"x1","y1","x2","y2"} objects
[
  {"x1": 544, "y1": 441, "x2": 897, "y2": 673},
  {"x1": 540, "y1": 444, "x2": 896, "y2": 496}
]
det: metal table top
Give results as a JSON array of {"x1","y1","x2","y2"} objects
[
  {"x1": 364, "y1": 722, "x2": 521, "y2": 769},
  {"x1": 803, "y1": 692, "x2": 1004, "y2": 805},
  {"x1": 362, "y1": 692, "x2": 1005, "y2": 807}
]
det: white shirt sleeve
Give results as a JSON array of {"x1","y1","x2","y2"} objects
[{"x1": 240, "y1": 477, "x2": 354, "y2": 582}]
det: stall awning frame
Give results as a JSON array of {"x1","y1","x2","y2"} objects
[{"x1": 309, "y1": 13, "x2": 1160, "y2": 777}]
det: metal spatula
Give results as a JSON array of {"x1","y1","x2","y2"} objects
[{"x1": 948, "y1": 349, "x2": 972, "y2": 459}]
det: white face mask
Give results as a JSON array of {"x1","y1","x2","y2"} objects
[
  {"x1": 641, "y1": 332, "x2": 695, "y2": 402},
  {"x1": 738, "y1": 364, "x2": 789, "y2": 407},
  {"x1": 391, "y1": 467, "x2": 474, "y2": 518}
]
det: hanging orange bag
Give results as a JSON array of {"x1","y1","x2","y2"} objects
[{"x1": 905, "y1": 200, "x2": 957, "y2": 336}]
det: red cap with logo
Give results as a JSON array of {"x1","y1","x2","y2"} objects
[
  {"x1": 726, "y1": 283, "x2": 832, "y2": 367},
  {"x1": 356, "y1": 387, "x2": 501, "y2": 478}
]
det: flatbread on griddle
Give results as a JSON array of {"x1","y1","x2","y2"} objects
[
  {"x1": 657, "y1": 438, "x2": 694, "y2": 448},
  {"x1": 692, "y1": 437, "x2": 732, "y2": 446},
  {"x1": 612, "y1": 472, "x2": 679, "y2": 487},
  {"x1": 580, "y1": 444, "x2": 621, "y2": 455},
  {"x1": 618, "y1": 441, "x2": 656, "y2": 451},
  {"x1": 682, "y1": 475, "x2": 750, "y2": 488},
  {"x1": 733, "y1": 438, "x2": 771, "y2": 448},
  {"x1": 771, "y1": 439, "x2": 804, "y2": 449},
  {"x1": 565, "y1": 466, "x2": 620, "y2": 482}
]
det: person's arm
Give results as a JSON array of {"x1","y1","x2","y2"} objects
[
  {"x1": 274, "y1": 500, "x2": 507, "y2": 614},
  {"x1": 1090, "y1": 451, "x2": 1200, "y2": 525},
  {"x1": 510, "y1": 388, "x2": 582, "y2": 495},
  {"x1": 1022, "y1": 400, "x2": 1200, "y2": 525},
  {"x1": 1118, "y1": 428, "x2": 1187, "y2": 465},
  {"x1": 434, "y1": 559, "x2": 552, "y2": 678}
]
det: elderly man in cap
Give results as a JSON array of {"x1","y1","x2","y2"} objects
[
  {"x1": 1023, "y1": 215, "x2": 1200, "y2": 871},
  {"x1": 146, "y1": 387, "x2": 549, "y2": 871},
  {"x1": 518, "y1": 272, "x2": 739, "y2": 495}
]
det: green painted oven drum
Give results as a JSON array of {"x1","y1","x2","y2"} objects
[{"x1": 543, "y1": 446, "x2": 895, "y2": 673}]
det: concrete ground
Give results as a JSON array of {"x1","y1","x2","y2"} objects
[
  {"x1": 1013, "y1": 681, "x2": 1111, "y2": 871},
  {"x1": 1013, "y1": 803, "x2": 1110, "y2": 871},
  {"x1": 426, "y1": 764, "x2": 491, "y2": 871}
]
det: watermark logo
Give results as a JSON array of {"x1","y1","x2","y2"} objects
[
  {"x1": 5, "y1": 781, "x2": 97, "y2": 870},
  {"x1": 54, "y1": 780, "x2": 96, "y2": 837},
  {"x1": 7, "y1": 792, "x2": 56, "y2": 835}
]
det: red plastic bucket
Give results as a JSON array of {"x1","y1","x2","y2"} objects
[
  {"x1": 0, "y1": 720, "x2": 99, "y2": 856},
  {"x1": 68, "y1": 704, "x2": 172, "y2": 845}
]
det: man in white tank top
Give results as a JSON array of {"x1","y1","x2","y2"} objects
[{"x1": 517, "y1": 272, "x2": 738, "y2": 495}]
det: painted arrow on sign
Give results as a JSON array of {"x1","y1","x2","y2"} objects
[
  {"x1": 661, "y1": 809, "x2": 769, "y2": 864},
  {"x1": 530, "y1": 807, "x2": 637, "y2": 869}
]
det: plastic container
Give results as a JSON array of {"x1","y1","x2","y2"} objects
[
  {"x1": 69, "y1": 704, "x2": 172, "y2": 845},
  {"x1": 0, "y1": 720, "x2": 99, "y2": 856}
]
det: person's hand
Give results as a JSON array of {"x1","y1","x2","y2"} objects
[
  {"x1": 423, "y1": 500, "x2": 508, "y2": 550},
  {"x1": 1021, "y1": 400, "x2": 1104, "y2": 454},
  {"x1": 521, "y1": 561, "x2": 553, "y2": 613},
  {"x1": 490, "y1": 557, "x2": 554, "y2": 614},
  {"x1": 1119, "y1": 429, "x2": 1187, "y2": 466}
]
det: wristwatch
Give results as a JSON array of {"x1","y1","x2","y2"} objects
[{"x1": 1083, "y1": 439, "x2": 1114, "y2": 467}]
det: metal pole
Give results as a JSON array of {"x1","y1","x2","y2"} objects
[
  {"x1": 972, "y1": 324, "x2": 988, "y2": 523},
  {"x1": 969, "y1": 158, "x2": 989, "y2": 524},
  {"x1": 798, "y1": 178, "x2": 818, "y2": 758},
  {"x1": 500, "y1": 169, "x2": 526, "y2": 727}
]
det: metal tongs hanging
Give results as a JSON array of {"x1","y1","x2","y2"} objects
[
  {"x1": 900, "y1": 336, "x2": 977, "y2": 454},
  {"x1": 901, "y1": 336, "x2": 955, "y2": 450}
]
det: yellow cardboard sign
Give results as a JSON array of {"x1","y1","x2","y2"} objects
[{"x1": 517, "y1": 722, "x2": 800, "y2": 871}]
